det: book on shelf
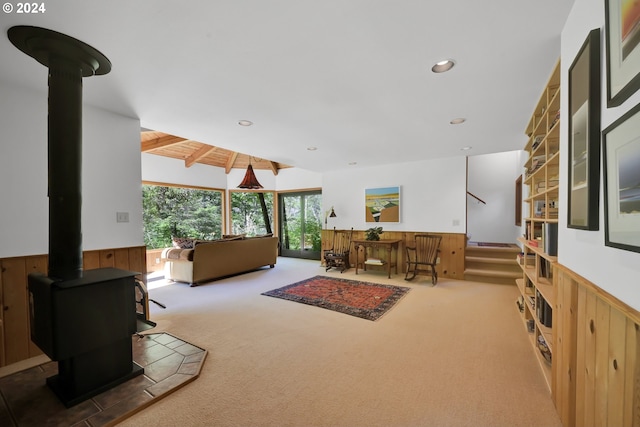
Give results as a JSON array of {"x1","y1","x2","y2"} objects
[
  {"x1": 517, "y1": 253, "x2": 536, "y2": 265},
  {"x1": 536, "y1": 180, "x2": 559, "y2": 190},
  {"x1": 364, "y1": 257, "x2": 384, "y2": 265},
  {"x1": 532, "y1": 135, "x2": 545, "y2": 150}
]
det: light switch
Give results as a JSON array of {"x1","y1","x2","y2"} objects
[{"x1": 116, "y1": 212, "x2": 129, "y2": 223}]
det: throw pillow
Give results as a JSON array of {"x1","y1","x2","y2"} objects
[{"x1": 172, "y1": 236, "x2": 195, "y2": 249}]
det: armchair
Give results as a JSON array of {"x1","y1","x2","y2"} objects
[
  {"x1": 324, "y1": 227, "x2": 353, "y2": 273},
  {"x1": 405, "y1": 234, "x2": 442, "y2": 284}
]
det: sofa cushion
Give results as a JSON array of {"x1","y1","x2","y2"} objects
[
  {"x1": 164, "y1": 248, "x2": 195, "y2": 261},
  {"x1": 222, "y1": 234, "x2": 245, "y2": 240}
]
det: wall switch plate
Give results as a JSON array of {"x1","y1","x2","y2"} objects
[
  {"x1": 116, "y1": 212, "x2": 129, "y2": 223},
  {"x1": 452, "y1": 219, "x2": 460, "y2": 226}
]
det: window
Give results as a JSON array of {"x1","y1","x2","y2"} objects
[
  {"x1": 230, "y1": 190, "x2": 274, "y2": 236},
  {"x1": 142, "y1": 183, "x2": 224, "y2": 249}
]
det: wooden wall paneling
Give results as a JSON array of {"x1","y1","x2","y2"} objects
[
  {"x1": 583, "y1": 289, "x2": 598, "y2": 427},
  {"x1": 624, "y1": 321, "x2": 640, "y2": 427},
  {"x1": 145, "y1": 248, "x2": 164, "y2": 273},
  {"x1": 99, "y1": 249, "x2": 115, "y2": 268},
  {"x1": 0, "y1": 258, "x2": 30, "y2": 365},
  {"x1": 608, "y1": 307, "x2": 627, "y2": 426},
  {"x1": 0, "y1": 245, "x2": 148, "y2": 367},
  {"x1": 561, "y1": 274, "x2": 577, "y2": 427},
  {"x1": 114, "y1": 248, "x2": 130, "y2": 270},
  {"x1": 553, "y1": 270, "x2": 578, "y2": 426},
  {"x1": 129, "y1": 246, "x2": 147, "y2": 283},
  {"x1": 0, "y1": 264, "x2": 4, "y2": 367},
  {"x1": 574, "y1": 285, "x2": 588, "y2": 427},
  {"x1": 321, "y1": 229, "x2": 466, "y2": 280},
  {"x1": 83, "y1": 250, "x2": 101, "y2": 270},
  {"x1": 594, "y1": 297, "x2": 611, "y2": 426},
  {"x1": 24, "y1": 255, "x2": 46, "y2": 359},
  {"x1": 553, "y1": 272, "x2": 565, "y2": 421}
]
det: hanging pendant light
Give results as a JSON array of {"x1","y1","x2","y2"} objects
[{"x1": 237, "y1": 158, "x2": 263, "y2": 189}]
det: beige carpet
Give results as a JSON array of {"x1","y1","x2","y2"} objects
[{"x1": 120, "y1": 257, "x2": 561, "y2": 427}]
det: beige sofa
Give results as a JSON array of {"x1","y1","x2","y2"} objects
[{"x1": 162, "y1": 236, "x2": 279, "y2": 286}]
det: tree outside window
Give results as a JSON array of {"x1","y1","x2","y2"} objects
[
  {"x1": 142, "y1": 184, "x2": 223, "y2": 249},
  {"x1": 230, "y1": 191, "x2": 274, "y2": 236}
]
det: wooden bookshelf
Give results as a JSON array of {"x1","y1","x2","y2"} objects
[{"x1": 516, "y1": 60, "x2": 560, "y2": 390}]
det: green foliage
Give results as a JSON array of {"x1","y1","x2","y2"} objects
[
  {"x1": 142, "y1": 185, "x2": 223, "y2": 249},
  {"x1": 230, "y1": 191, "x2": 274, "y2": 236},
  {"x1": 280, "y1": 193, "x2": 322, "y2": 251},
  {"x1": 365, "y1": 226, "x2": 383, "y2": 241}
]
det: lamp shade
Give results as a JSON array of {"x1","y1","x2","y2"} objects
[{"x1": 237, "y1": 164, "x2": 263, "y2": 189}]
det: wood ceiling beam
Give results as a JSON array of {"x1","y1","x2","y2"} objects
[
  {"x1": 141, "y1": 135, "x2": 187, "y2": 152},
  {"x1": 269, "y1": 161, "x2": 279, "y2": 175},
  {"x1": 184, "y1": 144, "x2": 216, "y2": 168},
  {"x1": 225, "y1": 152, "x2": 238, "y2": 174}
]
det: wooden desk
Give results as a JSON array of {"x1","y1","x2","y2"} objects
[{"x1": 353, "y1": 239, "x2": 402, "y2": 278}]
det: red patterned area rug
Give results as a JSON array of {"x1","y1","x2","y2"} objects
[{"x1": 262, "y1": 275, "x2": 411, "y2": 321}]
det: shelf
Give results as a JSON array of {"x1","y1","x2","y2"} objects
[
  {"x1": 518, "y1": 237, "x2": 558, "y2": 262},
  {"x1": 519, "y1": 59, "x2": 559, "y2": 393}
]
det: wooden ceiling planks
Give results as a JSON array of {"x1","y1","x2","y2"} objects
[{"x1": 140, "y1": 130, "x2": 290, "y2": 174}]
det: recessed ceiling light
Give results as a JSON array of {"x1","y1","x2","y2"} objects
[
  {"x1": 432, "y1": 59, "x2": 455, "y2": 73},
  {"x1": 238, "y1": 120, "x2": 253, "y2": 126},
  {"x1": 307, "y1": 146, "x2": 318, "y2": 151},
  {"x1": 348, "y1": 161, "x2": 357, "y2": 165},
  {"x1": 450, "y1": 118, "x2": 466, "y2": 125},
  {"x1": 460, "y1": 146, "x2": 472, "y2": 151}
]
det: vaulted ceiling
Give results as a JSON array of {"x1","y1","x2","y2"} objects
[
  {"x1": 1, "y1": 1, "x2": 575, "y2": 173},
  {"x1": 141, "y1": 130, "x2": 290, "y2": 174}
]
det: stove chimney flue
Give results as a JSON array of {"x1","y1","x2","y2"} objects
[{"x1": 8, "y1": 26, "x2": 111, "y2": 280}]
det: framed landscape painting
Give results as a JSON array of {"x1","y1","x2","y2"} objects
[
  {"x1": 365, "y1": 186, "x2": 400, "y2": 223},
  {"x1": 568, "y1": 28, "x2": 601, "y2": 230},
  {"x1": 603, "y1": 102, "x2": 640, "y2": 253},
  {"x1": 605, "y1": 0, "x2": 640, "y2": 106}
]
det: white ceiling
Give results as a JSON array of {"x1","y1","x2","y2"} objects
[{"x1": 0, "y1": 1, "x2": 575, "y2": 173}]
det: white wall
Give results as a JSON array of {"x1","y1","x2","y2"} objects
[
  {"x1": 322, "y1": 157, "x2": 467, "y2": 233},
  {"x1": 560, "y1": 0, "x2": 640, "y2": 310},
  {"x1": 467, "y1": 151, "x2": 525, "y2": 243},
  {"x1": 0, "y1": 82, "x2": 143, "y2": 258},
  {"x1": 276, "y1": 168, "x2": 322, "y2": 191}
]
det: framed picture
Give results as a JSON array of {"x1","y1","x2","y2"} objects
[
  {"x1": 568, "y1": 29, "x2": 601, "y2": 230},
  {"x1": 365, "y1": 186, "x2": 400, "y2": 222},
  {"x1": 605, "y1": 0, "x2": 640, "y2": 107},
  {"x1": 603, "y1": 101, "x2": 640, "y2": 253},
  {"x1": 515, "y1": 175, "x2": 522, "y2": 227}
]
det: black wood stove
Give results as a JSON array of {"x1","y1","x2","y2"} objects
[{"x1": 8, "y1": 26, "x2": 143, "y2": 407}]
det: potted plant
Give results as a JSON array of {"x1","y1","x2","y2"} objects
[{"x1": 365, "y1": 226, "x2": 383, "y2": 241}]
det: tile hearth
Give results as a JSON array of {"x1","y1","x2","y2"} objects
[{"x1": 0, "y1": 332, "x2": 206, "y2": 426}]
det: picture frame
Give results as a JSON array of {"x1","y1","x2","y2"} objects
[
  {"x1": 605, "y1": 0, "x2": 640, "y2": 107},
  {"x1": 515, "y1": 175, "x2": 522, "y2": 227},
  {"x1": 365, "y1": 186, "x2": 400, "y2": 223},
  {"x1": 603, "y1": 101, "x2": 640, "y2": 253},
  {"x1": 568, "y1": 28, "x2": 601, "y2": 230}
]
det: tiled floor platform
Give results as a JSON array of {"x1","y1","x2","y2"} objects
[{"x1": 0, "y1": 333, "x2": 206, "y2": 426}]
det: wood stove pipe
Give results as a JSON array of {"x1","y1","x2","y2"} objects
[{"x1": 8, "y1": 26, "x2": 111, "y2": 280}]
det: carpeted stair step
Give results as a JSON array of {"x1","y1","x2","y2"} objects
[
  {"x1": 464, "y1": 268, "x2": 521, "y2": 285},
  {"x1": 464, "y1": 243, "x2": 521, "y2": 285},
  {"x1": 465, "y1": 245, "x2": 520, "y2": 260},
  {"x1": 465, "y1": 256, "x2": 519, "y2": 265}
]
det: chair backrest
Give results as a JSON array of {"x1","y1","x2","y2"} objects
[
  {"x1": 414, "y1": 234, "x2": 442, "y2": 264},
  {"x1": 331, "y1": 227, "x2": 353, "y2": 254}
]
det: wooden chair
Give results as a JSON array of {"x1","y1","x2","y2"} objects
[
  {"x1": 405, "y1": 234, "x2": 442, "y2": 284},
  {"x1": 324, "y1": 227, "x2": 353, "y2": 273}
]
